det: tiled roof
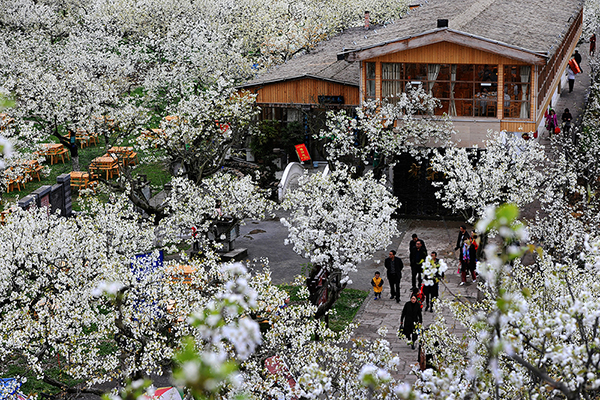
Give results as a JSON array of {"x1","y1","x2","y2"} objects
[
  {"x1": 241, "y1": 0, "x2": 582, "y2": 87},
  {"x1": 240, "y1": 26, "x2": 364, "y2": 88}
]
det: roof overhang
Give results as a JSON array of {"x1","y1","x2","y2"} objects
[
  {"x1": 237, "y1": 74, "x2": 359, "y2": 89},
  {"x1": 340, "y1": 28, "x2": 548, "y2": 66}
]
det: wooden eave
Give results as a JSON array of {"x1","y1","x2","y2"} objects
[
  {"x1": 341, "y1": 28, "x2": 548, "y2": 66},
  {"x1": 237, "y1": 74, "x2": 359, "y2": 90}
]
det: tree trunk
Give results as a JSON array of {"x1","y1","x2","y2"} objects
[{"x1": 306, "y1": 264, "x2": 346, "y2": 321}]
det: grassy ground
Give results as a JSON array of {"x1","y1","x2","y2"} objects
[
  {"x1": 278, "y1": 285, "x2": 368, "y2": 332},
  {"x1": 1, "y1": 136, "x2": 171, "y2": 211}
]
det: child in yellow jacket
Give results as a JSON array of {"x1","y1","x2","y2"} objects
[{"x1": 371, "y1": 271, "x2": 384, "y2": 300}]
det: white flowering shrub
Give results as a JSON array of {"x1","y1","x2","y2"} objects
[
  {"x1": 430, "y1": 131, "x2": 546, "y2": 224},
  {"x1": 318, "y1": 87, "x2": 456, "y2": 178},
  {"x1": 421, "y1": 255, "x2": 448, "y2": 286},
  {"x1": 281, "y1": 168, "x2": 399, "y2": 318}
]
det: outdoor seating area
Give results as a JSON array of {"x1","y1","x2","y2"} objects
[
  {"x1": 89, "y1": 155, "x2": 119, "y2": 180},
  {"x1": 76, "y1": 130, "x2": 100, "y2": 148},
  {"x1": 35, "y1": 143, "x2": 69, "y2": 165},
  {"x1": 5, "y1": 169, "x2": 25, "y2": 193},
  {"x1": 4, "y1": 160, "x2": 43, "y2": 193},
  {"x1": 108, "y1": 146, "x2": 138, "y2": 166},
  {"x1": 69, "y1": 171, "x2": 98, "y2": 191}
]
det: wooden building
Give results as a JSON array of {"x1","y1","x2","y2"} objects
[{"x1": 241, "y1": 0, "x2": 583, "y2": 148}]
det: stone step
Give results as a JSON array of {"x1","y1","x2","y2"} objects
[{"x1": 220, "y1": 248, "x2": 248, "y2": 262}]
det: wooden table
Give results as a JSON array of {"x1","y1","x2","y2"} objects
[
  {"x1": 22, "y1": 160, "x2": 43, "y2": 181},
  {"x1": 4, "y1": 167, "x2": 26, "y2": 193},
  {"x1": 69, "y1": 171, "x2": 97, "y2": 191},
  {"x1": 36, "y1": 143, "x2": 68, "y2": 165},
  {"x1": 108, "y1": 146, "x2": 138, "y2": 166},
  {"x1": 76, "y1": 131, "x2": 99, "y2": 148},
  {"x1": 89, "y1": 155, "x2": 119, "y2": 180}
]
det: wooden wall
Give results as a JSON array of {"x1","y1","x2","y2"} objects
[
  {"x1": 246, "y1": 78, "x2": 360, "y2": 106},
  {"x1": 371, "y1": 42, "x2": 530, "y2": 65},
  {"x1": 500, "y1": 121, "x2": 536, "y2": 133}
]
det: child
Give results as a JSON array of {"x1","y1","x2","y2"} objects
[{"x1": 371, "y1": 271, "x2": 384, "y2": 300}]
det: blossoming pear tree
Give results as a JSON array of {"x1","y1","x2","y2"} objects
[
  {"x1": 318, "y1": 86, "x2": 456, "y2": 179},
  {"x1": 281, "y1": 168, "x2": 399, "y2": 319},
  {"x1": 0, "y1": 194, "x2": 266, "y2": 394},
  {"x1": 430, "y1": 130, "x2": 547, "y2": 224}
]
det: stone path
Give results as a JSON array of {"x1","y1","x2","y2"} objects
[{"x1": 352, "y1": 219, "x2": 478, "y2": 383}]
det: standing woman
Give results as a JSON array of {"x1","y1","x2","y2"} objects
[
  {"x1": 468, "y1": 236, "x2": 478, "y2": 283},
  {"x1": 400, "y1": 294, "x2": 423, "y2": 349},
  {"x1": 545, "y1": 109, "x2": 558, "y2": 138}
]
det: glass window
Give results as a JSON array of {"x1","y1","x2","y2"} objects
[
  {"x1": 366, "y1": 62, "x2": 376, "y2": 99},
  {"x1": 365, "y1": 62, "x2": 510, "y2": 118},
  {"x1": 366, "y1": 62, "x2": 376, "y2": 79},
  {"x1": 382, "y1": 63, "x2": 403, "y2": 98},
  {"x1": 503, "y1": 65, "x2": 531, "y2": 119}
]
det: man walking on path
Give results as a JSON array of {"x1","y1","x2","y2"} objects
[
  {"x1": 385, "y1": 250, "x2": 403, "y2": 303},
  {"x1": 409, "y1": 234, "x2": 426, "y2": 262},
  {"x1": 410, "y1": 240, "x2": 427, "y2": 291},
  {"x1": 574, "y1": 49, "x2": 582, "y2": 70}
]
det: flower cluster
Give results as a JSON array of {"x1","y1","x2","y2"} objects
[{"x1": 421, "y1": 255, "x2": 448, "y2": 286}]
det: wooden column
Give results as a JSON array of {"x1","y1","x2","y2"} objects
[
  {"x1": 376, "y1": 61, "x2": 381, "y2": 100},
  {"x1": 497, "y1": 64, "x2": 504, "y2": 119},
  {"x1": 360, "y1": 62, "x2": 365, "y2": 104}
]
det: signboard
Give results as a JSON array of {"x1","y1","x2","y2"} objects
[
  {"x1": 131, "y1": 250, "x2": 164, "y2": 281},
  {"x1": 265, "y1": 356, "x2": 297, "y2": 391},
  {"x1": 294, "y1": 144, "x2": 311, "y2": 162}
]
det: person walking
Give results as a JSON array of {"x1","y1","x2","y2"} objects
[
  {"x1": 562, "y1": 108, "x2": 573, "y2": 135},
  {"x1": 422, "y1": 251, "x2": 443, "y2": 312},
  {"x1": 371, "y1": 271, "x2": 384, "y2": 300},
  {"x1": 455, "y1": 225, "x2": 470, "y2": 271},
  {"x1": 567, "y1": 65, "x2": 575, "y2": 93},
  {"x1": 385, "y1": 250, "x2": 403, "y2": 303},
  {"x1": 400, "y1": 293, "x2": 423, "y2": 350},
  {"x1": 409, "y1": 233, "x2": 426, "y2": 258},
  {"x1": 591, "y1": 33, "x2": 596, "y2": 57},
  {"x1": 410, "y1": 239, "x2": 427, "y2": 292},
  {"x1": 545, "y1": 109, "x2": 558, "y2": 137},
  {"x1": 574, "y1": 49, "x2": 582, "y2": 71},
  {"x1": 460, "y1": 238, "x2": 478, "y2": 285}
]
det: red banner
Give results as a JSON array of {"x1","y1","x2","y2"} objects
[{"x1": 294, "y1": 144, "x2": 311, "y2": 162}]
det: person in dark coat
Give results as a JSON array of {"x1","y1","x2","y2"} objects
[
  {"x1": 400, "y1": 293, "x2": 422, "y2": 349},
  {"x1": 562, "y1": 108, "x2": 573, "y2": 135},
  {"x1": 574, "y1": 50, "x2": 582, "y2": 71},
  {"x1": 385, "y1": 250, "x2": 403, "y2": 303},
  {"x1": 410, "y1": 239, "x2": 427, "y2": 291},
  {"x1": 409, "y1": 234, "x2": 426, "y2": 260},
  {"x1": 455, "y1": 225, "x2": 470, "y2": 272}
]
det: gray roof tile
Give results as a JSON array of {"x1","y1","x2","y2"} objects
[{"x1": 242, "y1": 0, "x2": 582, "y2": 87}]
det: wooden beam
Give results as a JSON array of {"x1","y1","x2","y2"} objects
[{"x1": 346, "y1": 30, "x2": 546, "y2": 66}]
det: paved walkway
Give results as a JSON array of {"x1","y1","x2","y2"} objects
[{"x1": 351, "y1": 219, "x2": 478, "y2": 383}]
